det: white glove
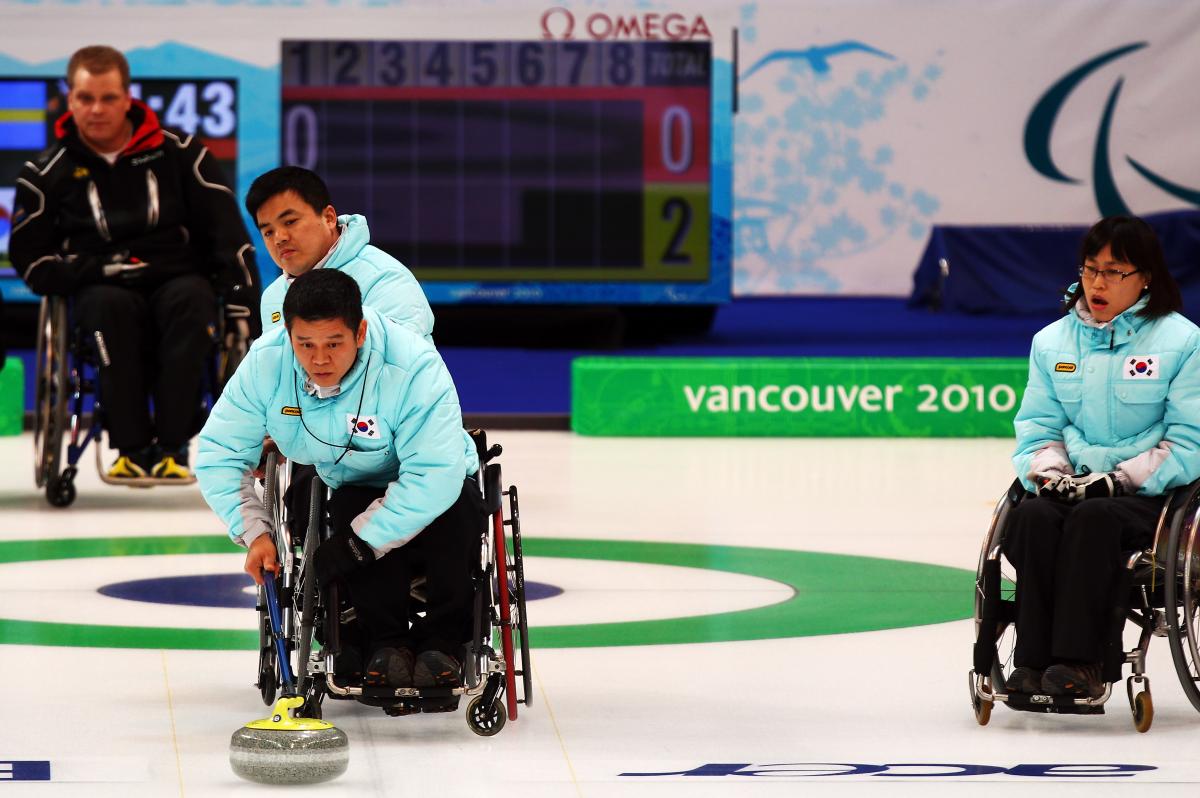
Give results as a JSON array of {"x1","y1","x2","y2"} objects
[
  {"x1": 1039, "y1": 471, "x2": 1123, "y2": 503},
  {"x1": 1031, "y1": 470, "x2": 1067, "y2": 491}
]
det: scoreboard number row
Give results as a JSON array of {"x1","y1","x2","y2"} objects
[{"x1": 283, "y1": 40, "x2": 708, "y2": 89}]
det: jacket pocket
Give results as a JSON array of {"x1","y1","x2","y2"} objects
[
  {"x1": 1113, "y1": 382, "x2": 1169, "y2": 439},
  {"x1": 1052, "y1": 379, "x2": 1083, "y2": 410},
  {"x1": 340, "y1": 446, "x2": 394, "y2": 477}
]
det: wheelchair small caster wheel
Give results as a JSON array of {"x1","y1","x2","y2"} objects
[
  {"x1": 1132, "y1": 691, "x2": 1153, "y2": 733},
  {"x1": 46, "y1": 474, "x2": 76, "y2": 508},
  {"x1": 257, "y1": 648, "x2": 278, "y2": 706},
  {"x1": 968, "y1": 671, "x2": 991, "y2": 726},
  {"x1": 974, "y1": 695, "x2": 993, "y2": 726},
  {"x1": 466, "y1": 696, "x2": 506, "y2": 736}
]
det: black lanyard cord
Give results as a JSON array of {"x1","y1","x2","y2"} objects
[{"x1": 293, "y1": 353, "x2": 372, "y2": 465}]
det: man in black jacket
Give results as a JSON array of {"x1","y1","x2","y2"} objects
[{"x1": 10, "y1": 45, "x2": 259, "y2": 480}]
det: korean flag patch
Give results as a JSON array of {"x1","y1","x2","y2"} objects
[
  {"x1": 1125, "y1": 355, "x2": 1160, "y2": 380},
  {"x1": 347, "y1": 414, "x2": 380, "y2": 439}
]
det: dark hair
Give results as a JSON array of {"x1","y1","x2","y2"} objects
[
  {"x1": 67, "y1": 45, "x2": 130, "y2": 91},
  {"x1": 283, "y1": 269, "x2": 363, "y2": 332},
  {"x1": 1064, "y1": 215, "x2": 1182, "y2": 319},
  {"x1": 245, "y1": 166, "x2": 333, "y2": 220}
]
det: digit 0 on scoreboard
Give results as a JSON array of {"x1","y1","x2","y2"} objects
[{"x1": 280, "y1": 39, "x2": 713, "y2": 285}]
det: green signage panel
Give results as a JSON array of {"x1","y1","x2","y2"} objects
[
  {"x1": 571, "y1": 357, "x2": 1029, "y2": 437},
  {"x1": 0, "y1": 357, "x2": 24, "y2": 437}
]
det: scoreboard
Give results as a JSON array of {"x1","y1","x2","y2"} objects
[{"x1": 280, "y1": 39, "x2": 730, "y2": 304}]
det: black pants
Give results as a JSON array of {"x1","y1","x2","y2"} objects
[
  {"x1": 327, "y1": 478, "x2": 485, "y2": 657},
  {"x1": 1002, "y1": 495, "x2": 1163, "y2": 668},
  {"x1": 74, "y1": 275, "x2": 216, "y2": 452}
]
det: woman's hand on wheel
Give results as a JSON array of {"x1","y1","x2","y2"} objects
[{"x1": 245, "y1": 534, "x2": 280, "y2": 585}]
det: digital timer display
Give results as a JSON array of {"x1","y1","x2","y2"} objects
[
  {"x1": 0, "y1": 76, "x2": 239, "y2": 302},
  {"x1": 281, "y1": 39, "x2": 728, "y2": 304}
]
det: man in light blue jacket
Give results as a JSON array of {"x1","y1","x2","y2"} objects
[
  {"x1": 1003, "y1": 215, "x2": 1200, "y2": 700},
  {"x1": 245, "y1": 166, "x2": 434, "y2": 341},
  {"x1": 197, "y1": 269, "x2": 481, "y2": 691}
]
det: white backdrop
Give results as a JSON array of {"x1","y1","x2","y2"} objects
[{"x1": 1, "y1": 0, "x2": 1197, "y2": 296}]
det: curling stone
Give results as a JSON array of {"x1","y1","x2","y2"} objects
[{"x1": 230, "y1": 696, "x2": 349, "y2": 784}]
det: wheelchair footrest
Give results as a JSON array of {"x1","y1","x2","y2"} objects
[
  {"x1": 381, "y1": 696, "x2": 461, "y2": 716},
  {"x1": 351, "y1": 684, "x2": 462, "y2": 715},
  {"x1": 97, "y1": 474, "x2": 197, "y2": 488},
  {"x1": 1004, "y1": 692, "x2": 1106, "y2": 715}
]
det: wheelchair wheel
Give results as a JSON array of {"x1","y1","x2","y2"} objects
[
  {"x1": 487, "y1": 464, "x2": 519, "y2": 722},
  {"x1": 255, "y1": 576, "x2": 281, "y2": 706},
  {"x1": 1164, "y1": 483, "x2": 1200, "y2": 713},
  {"x1": 216, "y1": 316, "x2": 250, "y2": 396},
  {"x1": 46, "y1": 472, "x2": 77, "y2": 508},
  {"x1": 466, "y1": 695, "x2": 506, "y2": 737},
  {"x1": 971, "y1": 481, "x2": 1023, "y2": 718},
  {"x1": 509, "y1": 486, "x2": 533, "y2": 710},
  {"x1": 33, "y1": 298, "x2": 69, "y2": 490},
  {"x1": 291, "y1": 479, "x2": 323, "y2": 700},
  {"x1": 969, "y1": 671, "x2": 992, "y2": 726},
  {"x1": 258, "y1": 641, "x2": 278, "y2": 706}
]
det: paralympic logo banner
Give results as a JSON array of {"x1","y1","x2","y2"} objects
[{"x1": 731, "y1": 0, "x2": 1200, "y2": 297}]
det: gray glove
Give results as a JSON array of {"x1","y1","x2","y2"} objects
[
  {"x1": 101, "y1": 253, "x2": 150, "y2": 281},
  {"x1": 1039, "y1": 471, "x2": 1123, "y2": 503}
]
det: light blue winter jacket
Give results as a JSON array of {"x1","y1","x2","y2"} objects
[
  {"x1": 196, "y1": 306, "x2": 479, "y2": 552},
  {"x1": 1013, "y1": 292, "x2": 1200, "y2": 496},
  {"x1": 259, "y1": 214, "x2": 434, "y2": 342}
]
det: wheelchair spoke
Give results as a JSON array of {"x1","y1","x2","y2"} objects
[{"x1": 1164, "y1": 486, "x2": 1200, "y2": 712}]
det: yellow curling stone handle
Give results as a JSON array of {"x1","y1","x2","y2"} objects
[{"x1": 245, "y1": 696, "x2": 335, "y2": 731}]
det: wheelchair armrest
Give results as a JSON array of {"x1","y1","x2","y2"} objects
[
  {"x1": 483, "y1": 463, "x2": 503, "y2": 515},
  {"x1": 468, "y1": 428, "x2": 488, "y2": 462}
]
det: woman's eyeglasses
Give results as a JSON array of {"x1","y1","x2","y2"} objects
[{"x1": 1079, "y1": 264, "x2": 1140, "y2": 283}]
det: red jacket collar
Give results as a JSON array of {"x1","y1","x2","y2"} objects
[{"x1": 54, "y1": 98, "x2": 165, "y2": 158}]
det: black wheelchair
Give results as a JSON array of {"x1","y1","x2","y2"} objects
[
  {"x1": 254, "y1": 429, "x2": 532, "y2": 737},
  {"x1": 32, "y1": 295, "x2": 250, "y2": 506},
  {"x1": 970, "y1": 478, "x2": 1200, "y2": 732}
]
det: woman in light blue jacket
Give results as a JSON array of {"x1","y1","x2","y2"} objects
[{"x1": 1005, "y1": 215, "x2": 1200, "y2": 699}]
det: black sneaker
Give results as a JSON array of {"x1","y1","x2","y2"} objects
[
  {"x1": 365, "y1": 647, "x2": 414, "y2": 688},
  {"x1": 1042, "y1": 662, "x2": 1105, "y2": 698},
  {"x1": 1003, "y1": 666, "x2": 1044, "y2": 694},
  {"x1": 413, "y1": 650, "x2": 462, "y2": 689},
  {"x1": 332, "y1": 645, "x2": 363, "y2": 685}
]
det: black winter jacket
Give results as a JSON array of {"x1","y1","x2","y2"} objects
[{"x1": 10, "y1": 99, "x2": 260, "y2": 332}]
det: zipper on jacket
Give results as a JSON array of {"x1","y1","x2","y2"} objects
[
  {"x1": 86, "y1": 181, "x2": 112, "y2": 242},
  {"x1": 145, "y1": 170, "x2": 160, "y2": 230},
  {"x1": 1110, "y1": 328, "x2": 1115, "y2": 350}
]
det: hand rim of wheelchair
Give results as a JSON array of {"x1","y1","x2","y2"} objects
[
  {"x1": 970, "y1": 477, "x2": 1200, "y2": 730},
  {"x1": 253, "y1": 442, "x2": 532, "y2": 734}
]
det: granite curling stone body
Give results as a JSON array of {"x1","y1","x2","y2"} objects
[{"x1": 230, "y1": 696, "x2": 349, "y2": 784}]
